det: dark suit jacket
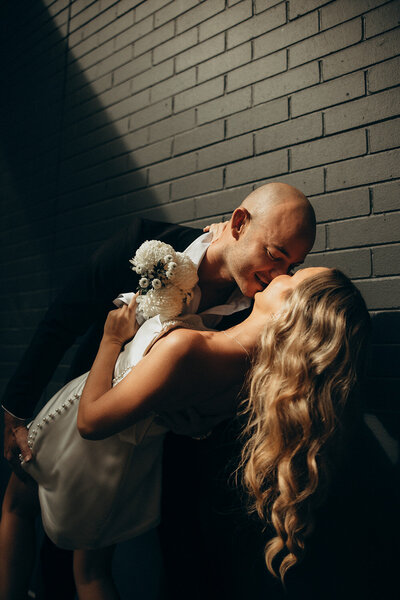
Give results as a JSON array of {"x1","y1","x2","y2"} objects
[{"x1": 2, "y1": 217, "x2": 201, "y2": 419}]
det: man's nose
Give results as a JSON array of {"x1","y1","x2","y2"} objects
[{"x1": 269, "y1": 266, "x2": 287, "y2": 280}]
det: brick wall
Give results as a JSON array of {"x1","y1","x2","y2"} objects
[{"x1": 0, "y1": 0, "x2": 399, "y2": 445}]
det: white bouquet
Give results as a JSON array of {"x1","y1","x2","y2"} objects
[{"x1": 129, "y1": 240, "x2": 198, "y2": 321}]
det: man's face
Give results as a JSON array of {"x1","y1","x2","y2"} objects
[{"x1": 226, "y1": 204, "x2": 314, "y2": 298}]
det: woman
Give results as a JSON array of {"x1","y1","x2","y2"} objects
[{"x1": 0, "y1": 266, "x2": 370, "y2": 599}]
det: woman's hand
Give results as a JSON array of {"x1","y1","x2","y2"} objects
[
  {"x1": 103, "y1": 294, "x2": 139, "y2": 346},
  {"x1": 203, "y1": 221, "x2": 226, "y2": 242}
]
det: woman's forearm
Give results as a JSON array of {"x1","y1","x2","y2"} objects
[{"x1": 78, "y1": 337, "x2": 122, "y2": 433}]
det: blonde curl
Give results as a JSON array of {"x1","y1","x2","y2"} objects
[{"x1": 240, "y1": 269, "x2": 370, "y2": 582}]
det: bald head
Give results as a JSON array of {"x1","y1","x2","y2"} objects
[
  {"x1": 216, "y1": 182, "x2": 317, "y2": 297},
  {"x1": 241, "y1": 182, "x2": 316, "y2": 245}
]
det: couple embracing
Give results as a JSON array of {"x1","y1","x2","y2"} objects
[{"x1": 1, "y1": 182, "x2": 370, "y2": 599}]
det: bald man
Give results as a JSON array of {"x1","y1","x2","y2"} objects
[{"x1": 2, "y1": 182, "x2": 315, "y2": 599}]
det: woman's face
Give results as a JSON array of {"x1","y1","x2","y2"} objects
[{"x1": 254, "y1": 267, "x2": 330, "y2": 316}]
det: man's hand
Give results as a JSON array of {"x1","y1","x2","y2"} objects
[
  {"x1": 203, "y1": 221, "x2": 226, "y2": 241},
  {"x1": 3, "y1": 410, "x2": 32, "y2": 480}
]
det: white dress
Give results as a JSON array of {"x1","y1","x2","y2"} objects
[{"x1": 22, "y1": 314, "x2": 221, "y2": 550}]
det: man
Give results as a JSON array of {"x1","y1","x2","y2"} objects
[{"x1": 1, "y1": 182, "x2": 316, "y2": 598}]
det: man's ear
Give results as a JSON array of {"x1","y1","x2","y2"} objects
[{"x1": 231, "y1": 208, "x2": 250, "y2": 239}]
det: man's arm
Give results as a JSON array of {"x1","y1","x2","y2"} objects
[
  {"x1": 1, "y1": 218, "x2": 148, "y2": 473},
  {"x1": 3, "y1": 217, "x2": 202, "y2": 472}
]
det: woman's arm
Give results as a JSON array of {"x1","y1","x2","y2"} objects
[{"x1": 78, "y1": 326, "x2": 208, "y2": 440}]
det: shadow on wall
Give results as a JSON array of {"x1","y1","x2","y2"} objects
[
  {"x1": 0, "y1": 0, "x2": 164, "y2": 297},
  {"x1": 364, "y1": 311, "x2": 400, "y2": 459},
  {"x1": 0, "y1": 0, "x2": 165, "y2": 395}
]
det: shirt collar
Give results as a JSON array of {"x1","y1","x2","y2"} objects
[
  {"x1": 113, "y1": 232, "x2": 251, "y2": 326},
  {"x1": 182, "y1": 233, "x2": 251, "y2": 326}
]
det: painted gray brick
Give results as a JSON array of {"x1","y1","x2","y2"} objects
[
  {"x1": 176, "y1": 0, "x2": 225, "y2": 34},
  {"x1": 225, "y1": 149, "x2": 288, "y2": 186},
  {"x1": 151, "y1": 69, "x2": 196, "y2": 104},
  {"x1": 197, "y1": 134, "x2": 253, "y2": 170},
  {"x1": 140, "y1": 199, "x2": 197, "y2": 223},
  {"x1": 153, "y1": 29, "x2": 197, "y2": 65},
  {"x1": 195, "y1": 185, "x2": 253, "y2": 218},
  {"x1": 124, "y1": 182, "x2": 171, "y2": 212},
  {"x1": 292, "y1": 129, "x2": 366, "y2": 171},
  {"x1": 372, "y1": 180, "x2": 400, "y2": 213},
  {"x1": 149, "y1": 109, "x2": 196, "y2": 142},
  {"x1": 289, "y1": 19, "x2": 363, "y2": 69},
  {"x1": 323, "y1": 28, "x2": 400, "y2": 80},
  {"x1": 368, "y1": 56, "x2": 400, "y2": 92},
  {"x1": 174, "y1": 120, "x2": 225, "y2": 155},
  {"x1": 174, "y1": 77, "x2": 224, "y2": 113},
  {"x1": 198, "y1": 43, "x2": 252, "y2": 84},
  {"x1": 324, "y1": 87, "x2": 400, "y2": 134},
  {"x1": 369, "y1": 118, "x2": 400, "y2": 153},
  {"x1": 311, "y1": 224, "x2": 326, "y2": 252},
  {"x1": 355, "y1": 277, "x2": 400, "y2": 310},
  {"x1": 254, "y1": 62, "x2": 319, "y2": 104},
  {"x1": 134, "y1": 21, "x2": 174, "y2": 56},
  {"x1": 199, "y1": 0, "x2": 253, "y2": 42},
  {"x1": 128, "y1": 98, "x2": 172, "y2": 131},
  {"x1": 328, "y1": 213, "x2": 400, "y2": 249},
  {"x1": 117, "y1": 0, "x2": 142, "y2": 18},
  {"x1": 254, "y1": 12, "x2": 319, "y2": 60},
  {"x1": 302, "y1": 248, "x2": 371, "y2": 278},
  {"x1": 255, "y1": 0, "x2": 284, "y2": 13},
  {"x1": 101, "y1": 169, "x2": 147, "y2": 198},
  {"x1": 320, "y1": 0, "x2": 388, "y2": 29},
  {"x1": 373, "y1": 244, "x2": 400, "y2": 276},
  {"x1": 69, "y1": 2, "x2": 101, "y2": 34},
  {"x1": 131, "y1": 139, "x2": 172, "y2": 169},
  {"x1": 176, "y1": 34, "x2": 225, "y2": 73},
  {"x1": 148, "y1": 152, "x2": 197, "y2": 185},
  {"x1": 291, "y1": 72, "x2": 365, "y2": 117},
  {"x1": 113, "y1": 52, "x2": 153, "y2": 86},
  {"x1": 255, "y1": 113, "x2": 323, "y2": 153},
  {"x1": 227, "y1": 50, "x2": 286, "y2": 92},
  {"x1": 227, "y1": 98, "x2": 288, "y2": 137},
  {"x1": 132, "y1": 60, "x2": 175, "y2": 94},
  {"x1": 115, "y1": 16, "x2": 153, "y2": 51},
  {"x1": 68, "y1": 5, "x2": 120, "y2": 47},
  {"x1": 289, "y1": 0, "x2": 331, "y2": 19},
  {"x1": 365, "y1": 1, "x2": 400, "y2": 38},
  {"x1": 312, "y1": 188, "x2": 370, "y2": 223},
  {"x1": 68, "y1": 38, "x2": 114, "y2": 72},
  {"x1": 98, "y1": 81, "x2": 132, "y2": 110},
  {"x1": 197, "y1": 87, "x2": 252, "y2": 124},
  {"x1": 154, "y1": 0, "x2": 198, "y2": 28},
  {"x1": 255, "y1": 166, "x2": 325, "y2": 196},
  {"x1": 99, "y1": 89, "x2": 150, "y2": 125},
  {"x1": 135, "y1": 0, "x2": 171, "y2": 22},
  {"x1": 227, "y1": 3, "x2": 286, "y2": 48},
  {"x1": 326, "y1": 149, "x2": 400, "y2": 191},
  {"x1": 171, "y1": 168, "x2": 224, "y2": 200}
]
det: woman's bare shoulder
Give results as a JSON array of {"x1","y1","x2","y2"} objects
[{"x1": 157, "y1": 327, "x2": 210, "y2": 358}]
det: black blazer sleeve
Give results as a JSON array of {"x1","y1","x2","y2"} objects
[{"x1": 2, "y1": 217, "x2": 200, "y2": 418}]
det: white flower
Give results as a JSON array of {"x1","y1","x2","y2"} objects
[
  {"x1": 130, "y1": 240, "x2": 198, "y2": 321},
  {"x1": 139, "y1": 277, "x2": 149, "y2": 288}
]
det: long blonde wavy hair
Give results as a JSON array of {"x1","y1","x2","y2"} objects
[{"x1": 240, "y1": 269, "x2": 371, "y2": 582}]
